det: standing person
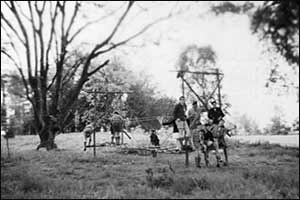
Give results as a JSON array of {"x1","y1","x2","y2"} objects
[
  {"x1": 187, "y1": 101, "x2": 203, "y2": 167},
  {"x1": 110, "y1": 111, "x2": 124, "y2": 145},
  {"x1": 208, "y1": 99, "x2": 225, "y2": 125},
  {"x1": 83, "y1": 122, "x2": 94, "y2": 151},
  {"x1": 207, "y1": 99, "x2": 225, "y2": 166},
  {"x1": 187, "y1": 101, "x2": 202, "y2": 130},
  {"x1": 173, "y1": 96, "x2": 192, "y2": 151}
]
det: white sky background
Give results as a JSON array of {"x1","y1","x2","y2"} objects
[{"x1": 1, "y1": 1, "x2": 299, "y2": 129}]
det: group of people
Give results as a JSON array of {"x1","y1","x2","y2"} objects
[
  {"x1": 83, "y1": 111, "x2": 125, "y2": 150},
  {"x1": 82, "y1": 95, "x2": 230, "y2": 167},
  {"x1": 164, "y1": 95, "x2": 229, "y2": 167}
]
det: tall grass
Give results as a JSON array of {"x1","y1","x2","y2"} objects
[{"x1": 1, "y1": 132, "x2": 299, "y2": 199}]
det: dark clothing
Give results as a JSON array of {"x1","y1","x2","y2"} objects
[
  {"x1": 162, "y1": 118, "x2": 178, "y2": 133},
  {"x1": 203, "y1": 129, "x2": 214, "y2": 142},
  {"x1": 208, "y1": 107, "x2": 225, "y2": 124},
  {"x1": 150, "y1": 133, "x2": 160, "y2": 146},
  {"x1": 110, "y1": 114, "x2": 124, "y2": 133},
  {"x1": 173, "y1": 103, "x2": 187, "y2": 121},
  {"x1": 202, "y1": 123, "x2": 214, "y2": 141}
]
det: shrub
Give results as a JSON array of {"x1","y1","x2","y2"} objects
[{"x1": 264, "y1": 116, "x2": 291, "y2": 135}]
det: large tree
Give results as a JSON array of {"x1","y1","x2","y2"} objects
[{"x1": 1, "y1": 1, "x2": 178, "y2": 150}]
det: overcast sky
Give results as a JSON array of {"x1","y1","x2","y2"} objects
[
  {"x1": 1, "y1": 1, "x2": 299, "y2": 129},
  {"x1": 114, "y1": 2, "x2": 299, "y2": 128}
]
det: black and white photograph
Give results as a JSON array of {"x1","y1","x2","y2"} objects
[{"x1": 1, "y1": 1, "x2": 299, "y2": 199}]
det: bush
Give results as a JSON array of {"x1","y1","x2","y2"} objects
[
  {"x1": 236, "y1": 114, "x2": 262, "y2": 135},
  {"x1": 264, "y1": 116, "x2": 291, "y2": 135},
  {"x1": 292, "y1": 118, "x2": 299, "y2": 132}
]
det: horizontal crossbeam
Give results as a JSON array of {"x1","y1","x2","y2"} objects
[
  {"x1": 169, "y1": 70, "x2": 224, "y2": 76},
  {"x1": 83, "y1": 90, "x2": 133, "y2": 94}
]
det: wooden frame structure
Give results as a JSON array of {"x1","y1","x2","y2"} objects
[
  {"x1": 171, "y1": 68, "x2": 224, "y2": 167},
  {"x1": 171, "y1": 68, "x2": 224, "y2": 110}
]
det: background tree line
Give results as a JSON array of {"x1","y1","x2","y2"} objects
[{"x1": 1, "y1": 56, "x2": 177, "y2": 135}]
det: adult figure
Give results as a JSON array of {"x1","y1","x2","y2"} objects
[
  {"x1": 207, "y1": 99, "x2": 225, "y2": 166},
  {"x1": 187, "y1": 101, "x2": 204, "y2": 167},
  {"x1": 173, "y1": 96, "x2": 192, "y2": 151}
]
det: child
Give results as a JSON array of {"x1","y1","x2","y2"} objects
[
  {"x1": 110, "y1": 111, "x2": 124, "y2": 145},
  {"x1": 83, "y1": 123, "x2": 94, "y2": 151},
  {"x1": 150, "y1": 129, "x2": 160, "y2": 146}
]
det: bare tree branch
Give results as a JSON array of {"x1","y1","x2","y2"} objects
[
  {"x1": 47, "y1": 72, "x2": 57, "y2": 91},
  {"x1": 1, "y1": 25, "x2": 23, "y2": 67},
  {"x1": 65, "y1": 1, "x2": 80, "y2": 41},
  {"x1": 8, "y1": 1, "x2": 33, "y2": 79},
  {"x1": 1, "y1": 12, "x2": 26, "y2": 46},
  {"x1": 15, "y1": 2, "x2": 31, "y2": 22},
  {"x1": 91, "y1": 1, "x2": 135, "y2": 55},
  {"x1": 62, "y1": 58, "x2": 85, "y2": 86},
  {"x1": 87, "y1": 60, "x2": 110, "y2": 76},
  {"x1": 46, "y1": 1, "x2": 59, "y2": 72},
  {"x1": 93, "y1": 9, "x2": 180, "y2": 56},
  {"x1": 53, "y1": 26, "x2": 60, "y2": 61},
  {"x1": 68, "y1": 3, "x2": 125, "y2": 44},
  {"x1": 28, "y1": 2, "x2": 39, "y2": 77},
  {"x1": 35, "y1": 1, "x2": 46, "y2": 73}
]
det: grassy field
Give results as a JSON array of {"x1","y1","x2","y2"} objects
[
  {"x1": 1, "y1": 129, "x2": 299, "y2": 199},
  {"x1": 231, "y1": 134, "x2": 299, "y2": 148}
]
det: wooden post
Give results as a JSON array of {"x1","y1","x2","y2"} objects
[
  {"x1": 181, "y1": 77, "x2": 185, "y2": 98},
  {"x1": 216, "y1": 68, "x2": 222, "y2": 109},
  {"x1": 181, "y1": 77, "x2": 189, "y2": 167},
  {"x1": 121, "y1": 131, "x2": 124, "y2": 145},
  {"x1": 6, "y1": 137, "x2": 10, "y2": 158},
  {"x1": 93, "y1": 91, "x2": 96, "y2": 157}
]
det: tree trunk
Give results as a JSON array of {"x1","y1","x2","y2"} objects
[
  {"x1": 37, "y1": 130, "x2": 57, "y2": 150},
  {"x1": 36, "y1": 118, "x2": 58, "y2": 151}
]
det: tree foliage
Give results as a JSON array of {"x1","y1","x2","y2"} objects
[
  {"x1": 210, "y1": 1, "x2": 299, "y2": 67},
  {"x1": 236, "y1": 114, "x2": 262, "y2": 135},
  {"x1": 251, "y1": 1, "x2": 299, "y2": 66},
  {"x1": 264, "y1": 116, "x2": 291, "y2": 135},
  {"x1": 76, "y1": 57, "x2": 134, "y2": 131},
  {"x1": 176, "y1": 44, "x2": 230, "y2": 112},
  {"x1": 210, "y1": 1, "x2": 254, "y2": 16},
  {"x1": 5, "y1": 72, "x2": 26, "y2": 100},
  {"x1": 210, "y1": 1, "x2": 299, "y2": 101}
]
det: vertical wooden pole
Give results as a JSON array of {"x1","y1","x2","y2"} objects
[
  {"x1": 216, "y1": 69, "x2": 222, "y2": 109},
  {"x1": 121, "y1": 131, "x2": 124, "y2": 145},
  {"x1": 93, "y1": 92, "x2": 96, "y2": 157},
  {"x1": 181, "y1": 77, "x2": 185, "y2": 98},
  {"x1": 6, "y1": 137, "x2": 10, "y2": 158},
  {"x1": 201, "y1": 74, "x2": 208, "y2": 107},
  {"x1": 181, "y1": 77, "x2": 189, "y2": 167},
  {"x1": 2, "y1": 77, "x2": 9, "y2": 158}
]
